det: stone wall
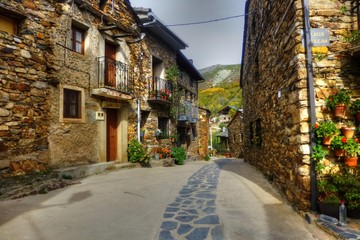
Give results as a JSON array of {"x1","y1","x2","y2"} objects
[
  {"x1": 0, "y1": 0, "x2": 57, "y2": 168},
  {"x1": 227, "y1": 111, "x2": 244, "y2": 158},
  {"x1": 241, "y1": 0, "x2": 360, "y2": 210},
  {"x1": 198, "y1": 107, "x2": 211, "y2": 157}
]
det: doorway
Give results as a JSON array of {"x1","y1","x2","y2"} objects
[
  {"x1": 105, "y1": 42, "x2": 117, "y2": 88},
  {"x1": 107, "y1": 109, "x2": 118, "y2": 161}
]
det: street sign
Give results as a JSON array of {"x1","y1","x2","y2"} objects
[{"x1": 302, "y1": 28, "x2": 330, "y2": 47}]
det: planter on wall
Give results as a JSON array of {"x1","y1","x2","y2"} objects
[
  {"x1": 335, "y1": 149, "x2": 345, "y2": 157},
  {"x1": 323, "y1": 136, "x2": 333, "y2": 146},
  {"x1": 333, "y1": 104, "x2": 346, "y2": 117},
  {"x1": 341, "y1": 127, "x2": 356, "y2": 139},
  {"x1": 344, "y1": 157, "x2": 358, "y2": 167}
]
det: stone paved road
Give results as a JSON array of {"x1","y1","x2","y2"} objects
[{"x1": 0, "y1": 158, "x2": 334, "y2": 240}]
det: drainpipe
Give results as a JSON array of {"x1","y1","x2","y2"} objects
[
  {"x1": 137, "y1": 96, "x2": 141, "y2": 142},
  {"x1": 302, "y1": 0, "x2": 317, "y2": 212}
]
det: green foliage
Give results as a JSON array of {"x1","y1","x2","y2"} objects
[
  {"x1": 198, "y1": 64, "x2": 242, "y2": 114},
  {"x1": 314, "y1": 121, "x2": 339, "y2": 138},
  {"x1": 204, "y1": 155, "x2": 210, "y2": 161},
  {"x1": 171, "y1": 146, "x2": 186, "y2": 165},
  {"x1": 331, "y1": 135, "x2": 347, "y2": 150},
  {"x1": 340, "y1": 4, "x2": 347, "y2": 14},
  {"x1": 312, "y1": 144, "x2": 328, "y2": 161},
  {"x1": 314, "y1": 53, "x2": 326, "y2": 61},
  {"x1": 127, "y1": 139, "x2": 150, "y2": 164},
  {"x1": 325, "y1": 89, "x2": 351, "y2": 110},
  {"x1": 344, "y1": 30, "x2": 360, "y2": 43},
  {"x1": 350, "y1": 99, "x2": 360, "y2": 114},
  {"x1": 166, "y1": 65, "x2": 181, "y2": 81},
  {"x1": 343, "y1": 138, "x2": 360, "y2": 157}
]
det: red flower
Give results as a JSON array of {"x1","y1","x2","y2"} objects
[
  {"x1": 329, "y1": 97, "x2": 333, "y2": 101},
  {"x1": 314, "y1": 123, "x2": 319, "y2": 129},
  {"x1": 341, "y1": 137, "x2": 347, "y2": 144}
]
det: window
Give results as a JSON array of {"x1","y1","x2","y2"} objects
[
  {"x1": 255, "y1": 119, "x2": 262, "y2": 147},
  {"x1": 60, "y1": 85, "x2": 85, "y2": 123},
  {"x1": 0, "y1": 15, "x2": 17, "y2": 35},
  {"x1": 64, "y1": 89, "x2": 81, "y2": 118},
  {"x1": 158, "y1": 117, "x2": 169, "y2": 139},
  {"x1": 70, "y1": 26, "x2": 85, "y2": 54}
]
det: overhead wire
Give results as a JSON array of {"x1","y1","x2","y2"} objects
[{"x1": 166, "y1": 12, "x2": 254, "y2": 27}]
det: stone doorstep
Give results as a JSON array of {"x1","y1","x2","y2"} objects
[
  {"x1": 53, "y1": 159, "x2": 176, "y2": 180},
  {"x1": 54, "y1": 162, "x2": 139, "y2": 180}
]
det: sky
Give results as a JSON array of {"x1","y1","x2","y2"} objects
[{"x1": 129, "y1": 0, "x2": 246, "y2": 70}]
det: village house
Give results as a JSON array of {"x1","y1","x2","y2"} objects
[
  {"x1": 0, "y1": 0, "x2": 205, "y2": 172},
  {"x1": 241, "y1": 0, "x2": 360, "y2": 211},
  {"x1": 134, "y1": 7, "x2": 205, "y2": 157},
  {"x1": 227, "y1": 109, "x2": 244, "y2": 158}
]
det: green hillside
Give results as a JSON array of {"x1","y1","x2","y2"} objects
[{"x1": 198, "y1": 64, "x2": 242, "y2": 115}]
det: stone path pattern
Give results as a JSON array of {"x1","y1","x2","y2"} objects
[{"x1": 159, "y1": 163, "x2": 224, "y2": 240}]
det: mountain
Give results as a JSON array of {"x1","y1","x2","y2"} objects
[{"x1": 198, "y1": 64, "x2": 242, "y2": 115}]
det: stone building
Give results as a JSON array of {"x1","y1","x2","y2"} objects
[
  {"x1": 241, "y1": 0, "x2": 360, "y2": 210},
  {"x1": 134, "y1": 8, "x2": 205, "y2": 156},
  {"x1": 227, "y1": 109, "x2": 244, "y2": 158},
  {"x1": 0, "y1": 0, "x2": 204, "y2": 170},
  {"x1": 198, "y1": 107, "x2": 211, "y2": 157}
]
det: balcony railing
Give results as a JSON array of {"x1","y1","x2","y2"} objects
[
  {"x1": 148, "y1": 77, "x2": 173, "y2": 103},
  {"x1": 178, "y1": 100, "x2": 192, "y2": 121},
  {"x1": 97, "y1": 57, "x2": 134, "y2": 94}
]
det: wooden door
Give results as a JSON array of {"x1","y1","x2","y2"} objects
[
  {"x1": 107, "y1": 109, "x2": 117, "y2": 161},
  {"x1": 105, "y1": 42, "x2": 116, "y2": 87}
]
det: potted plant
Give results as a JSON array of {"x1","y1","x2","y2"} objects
[
  {"x1": 314, "y1": 121, "x2": 340, "y2": 145},
  {"x1": 127, "y1": 139, "x2": 150, "y2": 165},
  {"x1": 325, "y1": 89, "x2": 351, "y2": 117},
  {"x1": 171, "y1": 146, "x2": 186, "y2": 165},
  {"x1": 341, "y1": 120, "x2": 356, "y2": 139},
  {"x1": 331, "y1": 135, "x2": 347, "y2": 157},
  {"x1": 317, "y1": 178, "x2": 340, "y2": 218},
  {"x1": 155, "y1": 129, "x2": 162, "y2": 138},
  {"x1": 170, "y1": 134, "x2": 177, "y2": 143},
  {"x1": 342, "y1": 137, "x2": 360, "y2": 167},
  {"x1": 312, "y1": 143, "x2": 329, "y2": 172},
  {"x1": 350, "y1": 99, "x2": 360, "y2": 122}
]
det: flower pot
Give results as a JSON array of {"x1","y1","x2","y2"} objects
[
  {"x1": 344, "y1": 157, "x2": 358, "y2": 167},
  {"x1": 318, "y1": 202, "x2": 339, "y2": 218},
  {"x1": 341, "y1": 127, "x2": 355, "y2": 139},
  {"x1": 335, "y1": 149, "x2": 345, "y2": 157},
  {"x1": 348, "y1": 208, "x2": 360, "y2": 219},
  {"x1": 333, "y1": 104, "x2": 346, "y2": 117},
  {"x1": 323, "y1": 136, "x2": 333, "y2": 146},
  {"x1": 354, "y1": 112, "x2": 360, "y2": 122}
]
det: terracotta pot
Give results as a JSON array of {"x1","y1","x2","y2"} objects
[
  {"x1": 335, "y1": 149, "x2": 345, "y2": 157},
  {"x1": 354, "y1": 112, "x2": 360, "y2": 122},
  {"x1": 333, "y1": 104, "x2": 346, "y2": 117},
  {"x1": 344, "y1": 157, "x2": 358, "y2": 167},
  {"x1": 322, "y1": 136, "x2": 332, "y2": 146},
  {"x1": 341, "y1": 127, "x2": 355, "y2": 139}
]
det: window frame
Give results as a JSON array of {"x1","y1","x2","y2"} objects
[
  {"x1": 70, "y1": 25, "x2": 85, "y2": 54},
  {"x1": 59, "y1": 85, "x2": 86, "y2": 123},
  {"x1": 158, "y1": 117, "x2": 169, "y2": 139},
  {"x1": 0, "y1": 15, "x2": 18, "y2": 35}
]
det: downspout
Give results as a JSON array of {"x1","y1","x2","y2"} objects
[
  {"x1": 137, "y1": 96, "x2": 141, "y2": 141},
  {"x1": 302, "y1": 0, "x2": 317, "y2": 212}
]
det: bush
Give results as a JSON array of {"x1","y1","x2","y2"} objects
[
  {"x1": 171, "y1": 146, "x2": 186, "y2": 165},
  {"x1": 204, "y1": 155, "x2": 210, "y2": 161},
  {"x1": 127, "y1": 139, "x2": 150, "y2": 164}
]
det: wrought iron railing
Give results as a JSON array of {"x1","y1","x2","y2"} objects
[
  {"x1": 97, "y1": 57, "x2": 134, "y2": 94},
  {"x1": 178, "y1": 100, "x2": 193, "y2": 121},
  {"x1": 149, "y1": 77, "x2": 173, "y2": 102}
]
